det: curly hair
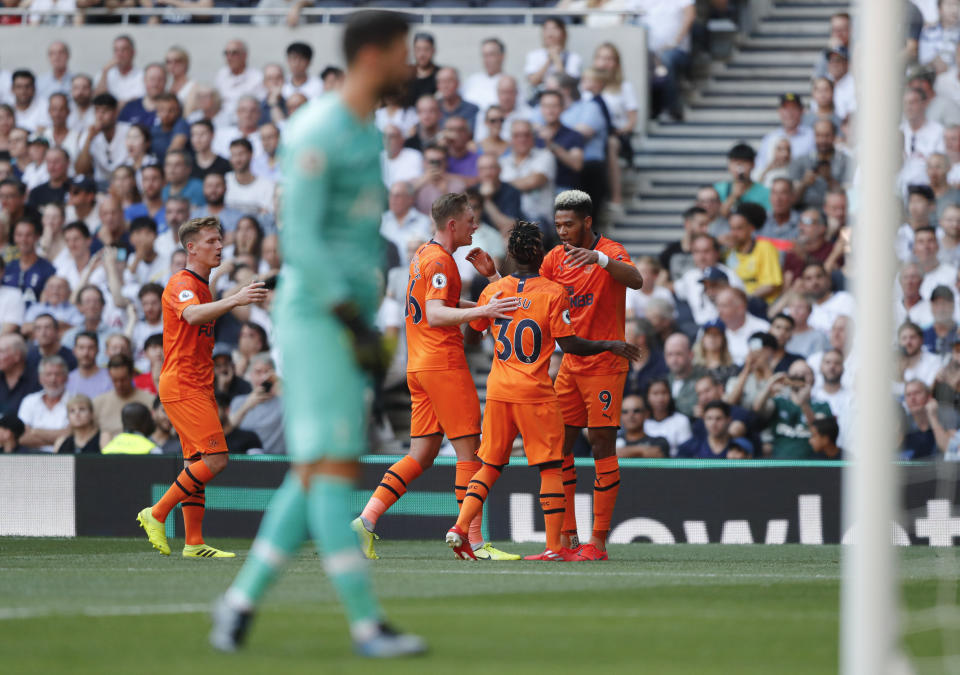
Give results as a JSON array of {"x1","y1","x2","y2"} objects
[{"x1": 508, "y1": 220, "x2": 544, "y2": 266}]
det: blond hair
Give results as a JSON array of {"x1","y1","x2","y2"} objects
[{"x1": 179, "y1": 216, "x2": 223, "y2": 248}]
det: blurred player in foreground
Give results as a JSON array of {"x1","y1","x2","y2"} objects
[
  {"x1": 541, "y1": 190, "x2": 642, "y2": 560},
  {"x1": 353, "y1": 192, "x2": 521, "y2": 561},
  {"x1": 446, "y1": 221, "x2": 640, "y2": 561},
  {"x1": 136, "y1": 217, "x2": 267, "y2": 558},
  {"x1": 210, "y1": 11, "x2": 426, "y2": 658}
]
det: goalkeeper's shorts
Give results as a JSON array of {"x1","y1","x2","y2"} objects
[{"x1": 276, "y1": 310, "x2": 370, "y2": 463}]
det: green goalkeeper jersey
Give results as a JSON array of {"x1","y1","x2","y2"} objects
[{"x1": 275, "y1": 94, "x2": 386, "y2": 325}]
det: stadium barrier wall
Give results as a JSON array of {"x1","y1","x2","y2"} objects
[
  {"x1": 2, "y1": 455, "x2": 958, "y2": 546},
  {"x1": 0, "y1": 24, "x2": 648, "y2": 126}
]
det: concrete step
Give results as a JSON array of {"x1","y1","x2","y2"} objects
[
  {"x1": 739, "y1": 37, "x2": 829, "y2": 51},
  {"x1": 647, "y1": 120, "x2": 771, "y2": 137},
  {"x1": 727, "y1": 51, "x2": 821, "y2": 67},
  {"x1": 704, "y1": 79, "x2": 814, "y2": 95},
  {"x1": 712, "y1": 64, "x2": 816, "y2": 80},
  {"x1": 637, "y1": 135, "x2": 748, "y2": 154},
  {"x1": 690, "y1": 92, "x2": 781, "y2": 107},
  {"x1": 635, "y1": 155, "x2": 727, "y2": 171},
  {"x1": 624, "y1": 197, "x2": 695, "y2": 214},
  {"x1": 684, "y1": 108, "x2": 780, "y2": 124},
  {"x1": 645, "y1": 170, "x2": 728, "y2": 186},
  {"x1": 766, "y1": 6, "x2": 847, "y2": 20},
  {"x1": 753, "y1": 20, "x2": 831, "y2": 36}
]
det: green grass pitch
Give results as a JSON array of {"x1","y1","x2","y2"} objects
[{"x1": 0, "y1": 537, "x2": 954, "y2": 674}]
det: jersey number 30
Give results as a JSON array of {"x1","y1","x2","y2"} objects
[{"x1": 494, "y1": 317, "x2": 543, "y2": 364}]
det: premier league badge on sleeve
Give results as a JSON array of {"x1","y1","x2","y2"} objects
[{"x1": 431, "y1": 273, "x2": 447, "y2": 289}]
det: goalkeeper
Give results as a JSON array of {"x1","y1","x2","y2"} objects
[{"x1": 210, "y1": 11, "x2": 425, "y2": 659}]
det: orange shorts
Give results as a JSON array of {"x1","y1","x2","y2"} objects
[
  {"x1": 163, "y1": 394, "x2": 228, "y2": 460},
  {"x1": 554, "y1": 367, "x2": 627, "y2": 429},
  {"x1": 478, "y1": 399, "x2": 564, "y2": 466},
  {"x1": 407, "y1": 368, "x2": 481, "y2": 440}
]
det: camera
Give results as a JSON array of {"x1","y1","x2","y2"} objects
[{"x1": 262, "y1": 380, "x2": 273, "y2": 393}]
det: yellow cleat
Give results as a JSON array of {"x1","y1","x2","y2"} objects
[
  {"x1": 183, "y1": 544, "x2": 236, "y2": 558},
  {"x1": 351, "y1": 517, "x2": 380, "y2": 560},
  {"x1": 473, "y1": 543, "x2": 521, "y2": 561},
  {"x1": 136, "y1": 507, "x2": 170, "y2": 555}
]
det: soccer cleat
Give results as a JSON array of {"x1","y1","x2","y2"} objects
[
  {"x1": 444, "y1": 525, "x2": 476, "y2": 560},
  {"x1": 557, "y1": 547, "x2": 582, "y2": 561},
  {"x1": 572, "y1": 543, "x2": 609, "y2": 561},
  {"x1": 351, "y1": 517, "x2": 380, "y2": 560},
  {"x1": 209, "y1": 595, "x2": 254, "y2": 652},
  {"x1": 354, "y1": 622, "x2": 427, "y2": 658},
  {"x1": 183, "y1": 544, "x2": 236, "y2": 558},
  {"x1": 473, "y1": 543, "x2": 521, "y2": 561},
  {"x1": 522, "y1": 549, "x2": 565, "y2": 561},
  {"x1": 136, "y1": 507, "x2": 170, "y2": 555}
]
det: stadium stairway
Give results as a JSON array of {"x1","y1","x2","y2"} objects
[{"x1": 611, "y1": 0, "x2": 849, "y2": 259}]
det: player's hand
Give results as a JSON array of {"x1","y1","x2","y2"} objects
[
  {"x1": 333, "y1": 303, "x2": 392, "y2": 379},
  {"x1": 465, "y1": 248, "x2": 497, "y2": 278},
  {"x1": 477, "y1": 291, "x2": 520, "y2": 319},
  {"x1": 234, "y1": 280, "x2": 268, "y2": 307},
  {"x1": 563, "y1": 243, "x2": 599, "y2": 269},
  {"x1": 606, "y1": 340, "x2": 642, "y2": 362}
]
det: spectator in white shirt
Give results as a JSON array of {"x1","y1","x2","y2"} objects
[
  {"x1": 803, "y1": 262, "x2": 856, "y2": 334},
  {"x1": 36, "y1": 41, "x2": 72, "y2": 104},
  {"x1": 74, "y1": 93, "x2": 130, "y2": 186},
  {"x1": 213, "y1": 96, "x2": 264, "y2": 160},
  {"x1": 463, "y1": 38, "x2": 506, "y2": 110},
  {"x1": 379, "y1": 181, "x2": 432, "y2": 257},
  {"x1": 18, "y1": 354, "x2": 69, "y2": 452},
  {"x1": 499, "y1": 118, "x2": 556, "y2": 230},
  {"x1": 225, "y1": 138, "x2": 274, "y2": 217},
  {"x1": 67, "y1": 74, "x2": 94, "y2": 134},
  {"x1": 282, "y1": 42, "x2": 323, "y2": 101},
  {"x1": 632, "y1": 0, "x2": 696, "y2": 121},
  {"x1": 674, "y1": 234, "x2": 744, "y2": 326},
  {"x1": 896, "y1": 261, "x2": 935, "y2": 329},
  {"x1": 95, "y1": 35, "x2": 145, "y2": 106},
  {"x1": 895, "y1": 321, "x2": 943, "y2": 397},
  {"x1": 380, "y1": 124, "x2": 423, "y2": 188},
  {"x1": 11, "y1": 71, "x2": 50, "y2": 134},
  {"x1": 525, "y1": 17, "x2": 583, "y2": 95},
  {"x1": 474, "y1": 75, "x2": 532, "y2": 143},
  {"x1": 825, "y1": 45, "x2": 856, "y2": 122},
  {"x1": 914, "y1": 226, "x2": 959, "y2": 299},
  {"x1": 42, "y1": 94, "x2": 81, "y2": 170},
  {"x1": 756, "y1": 93, "x2": 815, "y2": 176},
  {"x1": 902, "y1": 86, "x2": 947, "y2": 162},
  {"x1": 165, "y1": 47, "x2": 195, "y2": 109},
  {"x1": 716, "y1": 287, "x2": 771, "y2": 365},
  {"x1": 216, "y1": 40, "x2": 264, "y2": 126},
  {"x1": 250, "y1": 123, "x2": 281, "y2": 182}
]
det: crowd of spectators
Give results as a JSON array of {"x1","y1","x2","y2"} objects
[{"x1": 615, "y1": 2, "x2": 960, "y2": 462}]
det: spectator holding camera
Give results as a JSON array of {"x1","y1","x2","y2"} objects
[
  {"x1": 228, "y1": 352, "x2": 284, "y2": 455},
  {"x1": 753, "y1": 359, "x2": 832, "y2": 459}
]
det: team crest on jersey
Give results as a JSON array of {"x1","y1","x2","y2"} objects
[
  {"x1": 562, "y1": 309, "x2": 572, "y2": 325},
  {"x1": 178, "y1": 289, "x2": 194, "y2": 302},
  {"x1": 431, "y1": 273, "x2": 447, "y2": 289},
  {"x1": 298, "y1": 148, "x2": 326, "y2": 176}
]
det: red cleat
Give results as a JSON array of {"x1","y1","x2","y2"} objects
[
  {"x1": 523, "y1": 549, "x2": 565, "y2": 561},
  {"x1": 557, "y1": 547, "x2": 582, "y2": 561},
  {"x1": 572, "y1": 543, "x2": 608, "y2": 561},
  {"x1": 445, "y1": 525, "x2": 476, "y2": 560}
]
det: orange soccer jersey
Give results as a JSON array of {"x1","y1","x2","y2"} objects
[
  {"x1": 470, "y1": 273, "x2": 575, "y2": 403},
  {"x1": 405, "y1": 240, "x2": 468, "y2": 372},
  {"x1": 540, "y1": 235, "x2": 632, "y2": 376},
  {"x1": 158, "y1": 269, "x2": 215, "y2": 402}
]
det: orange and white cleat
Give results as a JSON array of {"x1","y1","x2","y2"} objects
[{"x1": 444, "y1": 525, "x2": 476, "y2": 560}]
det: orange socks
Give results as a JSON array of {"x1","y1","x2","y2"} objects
[
  {"x1": 152, "y1": 460, "x2": 215, "y2": 523},
  {"x1": 456, "y1": 460, "x2": 483, "y2": 546},
  {"x1": 561, "y1": 456, "x2": 578, "y2": 539},
  {"x1": 182, "y1": 487, "x2": 205, "y2": 545},
  {"x1": 360, "y1": 455, "x2": 424, "y2": 529},
  {"x1": 592, "y1": 455, "x2": 620, "y2": 544},
  {"x1": 539, "y1": 466, "x2": 565, "y2": 553},
  {"x1": 455, "y1": 463, "x2": 502, "y2": 536}
]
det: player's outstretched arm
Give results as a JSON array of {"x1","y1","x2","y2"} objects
[
  {"x1": 556, "y1": 335, "x2": 642, "y2": 361},
  {"x1": 562, "y1": 243, "x2": 643, "y2": 289},
  {"x1": 465, "y1": 248, "x2": 501, "y2": 282},
  {"x1": 181, "y1": 281, "x2": 268, "y2": 326},
  {"x1": 425, "y1": 291, "x2": 519, "y2": 327}
]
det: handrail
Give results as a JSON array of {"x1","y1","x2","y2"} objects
[{"x1": 0, "y1": 6, "x2": 644, "y2": 26}]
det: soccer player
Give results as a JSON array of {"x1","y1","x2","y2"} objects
[
  {"x1": 209, "y1": 12, "x2": 426, "y2": 657},
  {"x1": 445, "y1": 221, "x2": 640, "y2": 561},
  {"x1": 135, "y1": 217, "x2": 266, "y2": 558},
  {"x1": 353, "y1": 191, "x2": 521, "y2": 561},
  {"x1": 540, "y1": 190, "x2": 643, "y2": 560}
]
